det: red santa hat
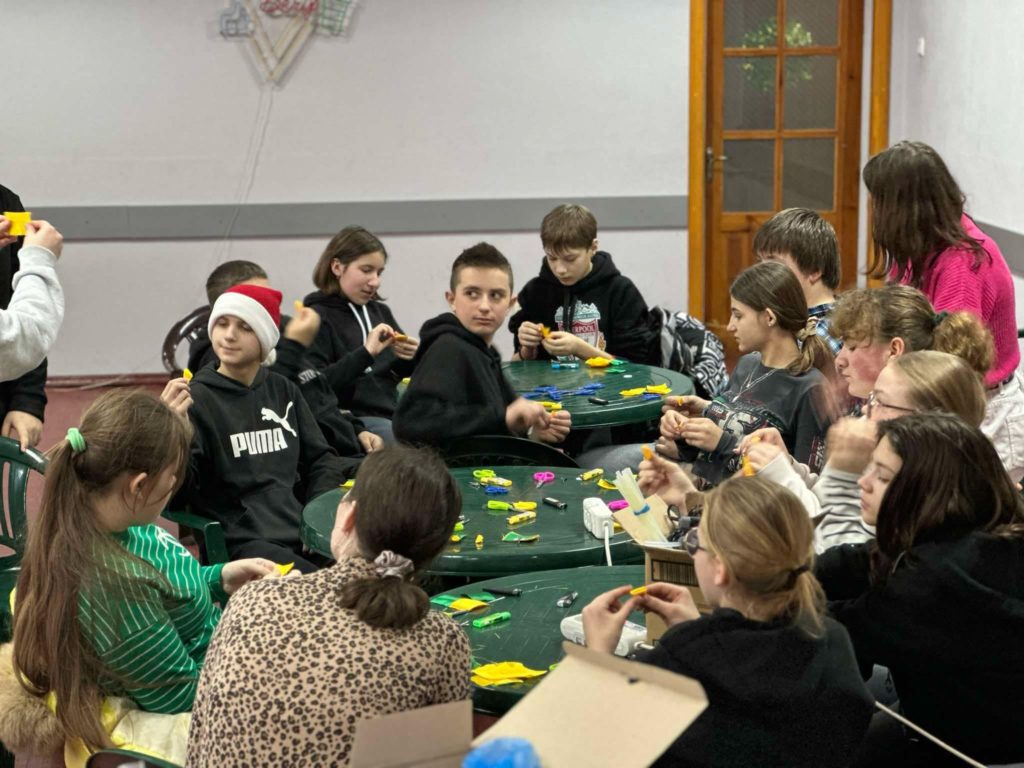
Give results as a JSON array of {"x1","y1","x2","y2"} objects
[{"x1": 208, "y1": 284, "x2": 282, "y2": 365}]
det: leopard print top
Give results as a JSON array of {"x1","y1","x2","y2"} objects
[{"x1": 185, "y1": 558, "x2": 472, "y2": 767}]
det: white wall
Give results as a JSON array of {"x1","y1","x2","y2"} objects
[{"x1": 3, "y1": 0, "x2": 690, "y2": 375}]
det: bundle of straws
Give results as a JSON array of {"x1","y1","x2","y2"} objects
[{"x1": 614, "y1": 468, "x2": 668, "y2": 542}]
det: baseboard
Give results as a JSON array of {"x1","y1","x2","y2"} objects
[{"x1": 46, "y1": 373, "x2": 170, "y2": 389}]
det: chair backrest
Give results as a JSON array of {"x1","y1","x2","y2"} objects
[
  {"x1": 87, "y1": 748, "x2": 182, "y2": 768},
  {"x1": 161, "y1": 305, "x2": 211, "y2": 375},
  {"x1": 443, "y1": 435, "x2": 580, "y2": 469},
  {"x1": 0, "y1": 436, "x2": 47, "y2": 571}
]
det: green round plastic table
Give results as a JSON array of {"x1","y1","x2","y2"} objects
[
  {"x1": 432, "y1": 565, "x2": 645, "y2": 715},
  {"x1": 501, "y1": 360, "x2": 694, "y2": 429},
  {"x1": 300, "y1": 467, "x2": 644, "y2": 578}
]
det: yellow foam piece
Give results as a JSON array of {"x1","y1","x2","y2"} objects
[
  {"x1": 401, "y1": 377, "x2": 411, "y2": 385},
  {"x1": 182, "y1": 368, "x2": 193, "y2": 382},
  {"x1": 276, "y1": 562, "x2": 294, "y2": 576},
  {"x1": 341, "y1": 479, "x2": 355, "y2": 489},
  {"x1": 585, "y1": 357, "x2": 611, "y2": 367},
  {"x1": 629, "y1": 585, "x2": 647, "y2": 596},
  {"x1": 597, "y1": 478, "x2": 618, "y2": 490},
  {"x1": 475, "y1": 534, "x2": 484, "y2": 548},
  {"x1": 646, "y1": 383, "x2": 672, "y2": 394},
  {"x1": 294, "y1": 300, "x2": 303, "y2": 312},
  {"x1": 3, "y1": 211, "x2": 31, "y2": 236},
  {"x1": 472, "y1": 662, "x2": 548, "y2": 682},
  {"x1": 511, "y1": 501, "x2": 537, "y2": 511},
  {"x1": 539, "y1": 401, "x2": 563, "y2": 411},
  {"x1": 620, "y1": 388, "x2": 646, "y2": 397},
  {"x1": 450, "y1": 534, "x2": 464, "y2": 543},
  {"x1": 641, "y1": 445, "x2": 653, "y2": 461},
  {"x1": 449, "y1": 598, "x2": 489, "y2": 612},
  {"x1": 540, "y1": 324, "x2": 551, "y2": 338},
  {"x1": 472, "y1": 676, "x2": 523, "y2": 688}
]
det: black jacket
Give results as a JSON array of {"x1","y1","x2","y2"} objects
[
  {"x1": 817, "y1": 533, "x2": 1024, "y2": 765},
  {"x1": 187, "y1": 319, "x2": 366, "y2": 459},
  {"x1": 640, "y1": 610, "x2": 872, "y2": 768},
  {"x1": 392, "y1": 312, "x2": 517, "y2": 448},
  {"x1": 508, "y1": 251, "x2": 657, "y2": 363},
  {"x1": 0, "y1": 184, "x2": 46, "y2": 421},
  {"x1": 178, "y1": 366, "x2": 357, "y2": 554},
  {"x1": 304, "y1": 291, "x2": 414, "y2": 418}
]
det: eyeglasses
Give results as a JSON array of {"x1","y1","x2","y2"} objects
[
  {"x1": 683, "y1": 527, "x2": 707, "y2": 558},
  {"x1": 865, "y1": 391, "x2": 918, "y2": 418}
]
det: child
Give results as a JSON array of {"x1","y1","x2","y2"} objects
[
  {"x1": 661, "y1": 261, "x2": 833, "y2": 486},
  {"x1": 189, "y1": 260, "x2": 380, "y2": 458},
  {"x1": 393, "y1": 243, "x2": 567, "y2": 448},
  {"x1": 582, "y1": 477, "x2": 873, "y2": 767},
  {"x1": 754, "y1": 207, "x2": 843, "y2": 356},
  {"x1": 175, "y1": 283, "x2": 355, "y2": 572},
  {"x1": 10, "y1": 390, "x2": 276, "y2": 756},
  {"x1": 305, "y1": 226, "x2": 419, "y2": 442},
  {"x1": 510, "y1": 203, "x2": 657, "y2": 364},
  {"x1": 186, "y1": 445, "x2": 473, "y2": 767},
  {"x1": 818, "y1": 413, "x2": 1024, "y2": 766}
]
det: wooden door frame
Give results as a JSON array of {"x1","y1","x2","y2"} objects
[{"x1": 686, "y1": 0, "x2": 892, "y2": 318}]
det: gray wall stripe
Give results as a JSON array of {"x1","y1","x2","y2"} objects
[
  {"x1": 29, "y1": 196, "x2": 689, "y2": 240},
  {"x1": 974, "y1": 220, "x2": 1024, "y2": 275}
]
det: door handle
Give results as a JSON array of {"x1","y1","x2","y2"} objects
[{"x1": 705, "y1": 147, "x2": 728, "y2": 182}]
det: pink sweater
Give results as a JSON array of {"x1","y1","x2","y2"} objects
[{"x1": 899, "y1": 216, "x2": 1020, "y2": 387}]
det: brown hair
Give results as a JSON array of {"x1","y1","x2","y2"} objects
[
  {"x1": 828, "y1": 285, "x2": 994, "y2": 377},
  {"x1": 753, "y1": 208, "x2": 841, "y2": 291},
  {"x1": 872, "y1": 413, "x2": 1024, "y2": 582},
  {"x1": 540, "y1": 204, "x2": 598, "y2": 254},
  {"x1": 863, "y1": 141, "x2": 986, "y2": 284},
  {"x1": 702, "y1": 477, "x2": 825, "y2": 636},
  {"x1": 311, "y1": 226, "x2": 388, "y2": 297},
  {"x1": 337, "y1": 445, "x2": 461, "y2": 629},
  {"x1": 13, "y1": 390, "x2": 192, "y2": 750},
  {"x1": 449, "y1": 242, "x2": 514, "y2": 293},
  {"x1": 889, "y1": 351, "x2": 987, "y2": 428},
  {"x1": 205, "y1": 260, "x2": 268, "y2": 305},
  {"x1": 730, "y1": 261, "x2": 831, "y2": 376}
]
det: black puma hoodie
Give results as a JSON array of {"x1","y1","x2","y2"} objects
[
  {"x1": 393, "y1": 312, "x2": 518, "y2": 448},
  {"x1": 178, "y1": 365, "x2": 357, "y2": 554}
]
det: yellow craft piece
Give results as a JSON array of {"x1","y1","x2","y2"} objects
[
  {"x1": 392, "y1": 333, "x2": 409, "y2": 342},
  {"x1": 341, "y1": 479, "x2": 355, "y2": 489},
  {"x1": 597, "y1": 478, "x2": 618, "y2": 490},
  {"x1": 540, "y1": 324, "x2": 551, "y2": 338},
  {"x1": 473, "y1": 662, "x2": 548, "y2": 682},
  {"x1": 449, "y1": 598, "x2": 489, "y2": 612},
  {"x1": 472, "y1": 676, "x2": 523, "y2": 688},
  {"x1": 511, "y1": 501, "x2": 537, "y2": 511},
  {"x1": 646, "y1": 383, "x2": 672, "y2": 395},
  {"x1": 450, "y1": 534, "x2": 464, "y2": 543},
  {"x1": 182, "y1": 367, "x2": 193, "y2": 382},
  {"x1": 401, "y1": 377, "x2": 411, "y2": 385},
  {"x1": 294, "y1": 299, "x2": 304, "y2": 312},
  {"x1": 475, "y1": 534, "x2": 484, "y2": 548},
  {"x1": 3, "y1": 211, "x2": 31, "y2": 236},
  {"x1": 507, "y1": 510, "x2": 537, "y2": 525},
  {"x1": 620, "y1": 388, "x2": 647, "y2": 397},
  {"x1": 276, "y1": 562, "x2": 294, "y2": 576},
  {"x1": 539, "y1": 401, "x2": 563, "y2": 411},
  {"x1": 641, "y1": 444, "x2": 654, "y2": 461},
  {"x1": 585, "y1": 357, "x2": 612, "y2": 368}
]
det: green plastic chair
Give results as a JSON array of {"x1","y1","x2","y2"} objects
[
  {"x1": 442, "y1": 435, "x2": 580, "y2": 469},
  {"x1": 86, "y1": 748, "x2": 182, "y2": 768},
  {"x1": 162, "y1": 506, "x2": 229, "y2": 565}
]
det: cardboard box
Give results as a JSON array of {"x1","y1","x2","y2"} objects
[{"x1": 351, "y1": 642, "x2": 708, "y2": 768}]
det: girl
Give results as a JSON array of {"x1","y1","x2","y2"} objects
[
  {"x1": 10, "y1": 390, "x2": 275, "y2": 757},
  {"x1": 582, "y1": 477, "x2": 873, "y2": 768},
  {"x1": 661, "y1": 261, "x2": 833, "y2": 486},
  {"x1": 186, "y1": 444, "x2": 472, "y2": 767},
  {"x1": 305, "y1": 226, "x2": 419, "y2": 443},
  {"x1": 817, "y1": 413, "x2": 1024, "y2": 767}
]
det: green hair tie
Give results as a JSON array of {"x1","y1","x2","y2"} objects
[{"x1": 66, "y1": 427, "x2": 87, "y2": 454}]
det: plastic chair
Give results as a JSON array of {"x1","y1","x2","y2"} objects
[
  {"x1": 443, "y1": 435, "x2": 580, "y2": 469},
  {"x1": 161, "y1": 305, "x2": 210, "y2": 376},
  {"x1": 86, "y1": 748, "x2": 182, "y2": 768},
  {"x1": 162, "y1": 507, "x2": 228, "y2": 565}
]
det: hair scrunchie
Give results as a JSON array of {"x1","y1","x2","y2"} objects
[
  {"x1": 373, "y1": 550, "x2": 414, "y2": 580},
  {"x1": 796, "y1": 317, "x2": 818, "y2": 342},
  {"x1": 65, "y1": 427, "x2": 87, "y2": 454},
  {"x1": 933, "y1": 310, "x2": 950, "y2": 328},
  {"x1": 784, "y1": 563, "x2": 810, "y2": 590}
]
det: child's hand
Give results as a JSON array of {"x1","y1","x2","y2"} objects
[
  {"x1": 531, "y1": 409, "x2": 572, "y2": 444},
  {"x1": 392, "y1": 335, "x2": 419, "y2": 360},
  {"x1": 581, "y1": 586, "x2": 641, "y2": 654},
  {"x1": 358, "y1": 430, "x2": 383, "y2": 453},
  {"x1": 640, "y1": 582, "x2": 700, "y2": 627},
  {"x1": 2, "y1": 411, "x2": 43, "y2": 451},
  {"x1": 160, "y1": 377, "x2": 192, "y2": 417},
  {"x1": 284, "y1": 306, "x2": 321, "y2": 348},
  {"x1": 737, "y1": 427, "x2": 786, "y2": 455},
  {"x1": 680, "y1": 418, "x2": 723, "y2": 452},
  {"x1": 826, "y1": 417, "x2": 878, "y2": 474},
  {"x1": 220, "y1": 558, "x2": 277, "y2": 594},
  {"x1": 660, "y1": 410, "x2": 687, "y2": 441},
  {"x1": 505, "y1": 397, "x2": 550, "y2": 435},
  {"x1": 0, "y1": 217, "x2": 14, "y2": 249},
  {"x1": 655, "y1": 436, "x2": 680, "y2": 460},
  {"x1": 668, "y1": 395, "x2": 709, "y2": 417},
  {"x1": 542, "y1": 331, "x2": 580, "y2": 358},
  {"x1": 517, "y1": 322, "x2": 544, "y2": 349},
  {"x1": 22, "y1": 220, "x2": 63, "y2": 258},
  {"x1": 742, "y1": 441, "x2": 785, "y2": 474},
  {"x1": 638, "y1": 451, "x2": 695, "y2": 508},
  {"x1": 365, "y1": 323, "x2": 396, "y2": 356}
]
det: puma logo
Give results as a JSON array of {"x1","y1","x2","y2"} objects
[{"x1": 260, "y1": 402, "x2": 297, "y2": 437}]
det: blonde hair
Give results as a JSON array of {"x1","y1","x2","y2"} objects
[
  {"x1": 702, "y1": 477, "x2": 825, "y2": 635},
  {"x1": 889, "y1": 351, "x2": 987, "y2": 427}
]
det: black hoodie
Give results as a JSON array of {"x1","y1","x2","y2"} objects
[
  {"x1": 187, "y1": 319, "x2": 366, "y2": 459},
  {"x1": 508, "y1": 251, "x2": 657, "y2": 363},
  {"x1": 303, "y1": 291, "x2": 415, "y2": 418},
  {"x1": 178, "y1": 366, "x2": 357, "y2": 555},
  {"x1": 640, "y1": 610, "x2": 873, "y2": 768},
  {"x1": 393, "y1": 312, "x2": 518, "y2": 448}
]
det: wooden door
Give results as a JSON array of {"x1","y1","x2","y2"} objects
[{"x1": 701, "y1": 0, "x2": 864, "y2": 359}]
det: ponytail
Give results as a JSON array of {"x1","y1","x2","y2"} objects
[
  {"x1": 792, "y1": 319, "x2": 833, "y2": 376},
  {"x1": 932, "y1": 311, "x2": 994, "y2": 379},
  {"x1": 338, "y1": 549, "x2": 429, "y2": 630}
]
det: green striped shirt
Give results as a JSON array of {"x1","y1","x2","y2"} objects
[{"x1": 78, "y1": 525, "x2": 225, "y2": 714}]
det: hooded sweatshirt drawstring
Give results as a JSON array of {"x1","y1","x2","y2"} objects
[{"x1": 348, "y1": 303, "x2": 374, "y2": 343}]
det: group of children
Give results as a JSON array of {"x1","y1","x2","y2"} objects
[{"x1": 1, "y1": 139, "x2": 1023, "y2": 766}]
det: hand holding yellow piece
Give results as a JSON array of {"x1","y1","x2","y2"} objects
[
  {"x1": 3, "y1": 211, "x2": 31, "y2": 236},
  {"x1": 182, "y1": 368, "x2": 193, "y2": 382},
  {"x1": 539, "y1": 401, "x2": 563, "y2": 411},
  {"x1": 276, "y1": 563, "x2": 294, "y2": 576}
]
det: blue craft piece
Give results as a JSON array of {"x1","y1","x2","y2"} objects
[
  {"x1": 484, "y1": 486, "x2": 509, "y2": 495},
  {"x1": 641, "y1": 393, "x2": 662, "y2": 401}
]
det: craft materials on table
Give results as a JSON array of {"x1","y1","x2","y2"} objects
[
  {"x1": 533, "y1": 471, "x2": 555, "y2": 488},
  {"x1": 471, "y1": 661, "x2": 547, "y2": 688}
]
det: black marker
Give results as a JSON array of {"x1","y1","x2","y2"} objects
[
  {"x1": 588, "y1": 397, "x2": 609, "y2": 405},
  {"x1": 544, "y1": 497, "x2": 568, "y2": 510},
  {"x1": 484, "y1": 587, "x2": 522, "y2": 597},
  {"x1": 556, "y1": 590, "x2": 578, "y2": 608}
]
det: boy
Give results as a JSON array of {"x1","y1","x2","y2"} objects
[
  {"x1": 176, "y1": 283, "x2": 356, "y2": 572},
  {"x1": 393, "y1": 243, "x2": 569, "y2": 448},
  {"x1": 189, "y1": 260, "x2": 381, "y2": 458},
  {"x1": 510, "y1": 203, "x2": 656, "y2": 364},
  {"x1": 753, "y1": 208, "x2": 843, "y2": 356}
]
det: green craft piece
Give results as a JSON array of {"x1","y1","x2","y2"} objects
[
  {"x1": 468, "y1": 592, "x2": 496, "y2": 601},
  {"x1": 430, "y1": 594, "x2": 458, "y2": 607},
  {"x1": 502, "y1": 531, "x2": 540, "y2": 543}
]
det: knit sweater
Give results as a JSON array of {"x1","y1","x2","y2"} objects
[{"x1": 80, "y1": 525, "x2": 224, "y2": 713}]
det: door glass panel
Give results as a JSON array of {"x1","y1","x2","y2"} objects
[
  {"x1": 724, "y1": 57, "x2": 776, "y2": 130},
  {"x1": 724, "y1": 0, "x2": 779, "y2": 48},
  {"x1": 785, "y1": 0, "x2": 839, "y2": 47},
  {"x1": 783, "y1": 56, "x2": 837, "y2": 129},
  {"x1": 724, "y1": 140, "x2": 775, "y2": 212},
  {"x1": 782, "y1": 138, "x2": 834, "y2": 210}
]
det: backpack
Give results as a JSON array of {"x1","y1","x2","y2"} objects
[{"x1": 649, "y1": 307, "x2": 728, "y2": 400}]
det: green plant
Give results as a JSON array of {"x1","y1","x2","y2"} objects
[{"x1": 741, "y1": 18, "x2": 815, "y2": 92}]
